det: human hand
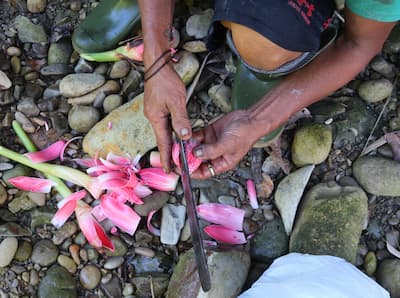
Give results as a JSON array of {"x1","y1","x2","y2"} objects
[
  {"x1": 191, "y1": 110, "x2": 259, "y2": 179},
  {"x1": 143, "y1": 64, "x2": 192, "y2": 172}
]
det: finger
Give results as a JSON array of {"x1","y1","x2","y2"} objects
[
  {"x1": 150, "y1": 117, "x2": 173, "y2": 172},
  {"x1": 193, "y1": 141, "x2": 227, "y2": 161},
  {"x1": 191, "y1": 158, "x2": 231, "y2": 179},
  {"x1": 168, "y1": 103, "x2": 192, "y2": 140}
]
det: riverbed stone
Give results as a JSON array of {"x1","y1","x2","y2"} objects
[
  {"x1": 160, "y1": 204, "x2": 186, "y2": 245},
  {"x1": 80, "y1": 264, "x2": 101, "y2": 290},
  {"x1": 250, "y1": 218, "x2": 288, "y2": 262},
  {"x1": 186, "y1": 9, "x2": 213, "y2": 39},
  {"x1": 8, "y1": 192, "x2": 38, "y2": 213},
  {"x1": 60, "y1": 73, "x2": 105, "y2": 98},
  {"x1": 0, "y1": 71, "x2": 12, "y2": 90},
  {"x1": 57, "y1": 255, "x2": 77, "y2": 274},
  {"x1": 274, "y1": 165, "x2": 314, "y2": 235},
  {"x1": 83, "y1": 93, "x2": 156, "y2": 158},
  {"x1": 68, "y1": 105, "x2": 100, "y2": 133},
  {"x1": 353, "y1": 156, "x2": 400, "y2": 196},
  {"x1": 31, "y1": 239, "x2": 58, "y2": 266},
  {"x1": 2, "y1": 165, "x2": 33, "y2": 187},
  {"x1": 27, "y1": 0, "x2": 47, "y2": 13},
  {"x1": 48, "y1": 41, "x2": 72, "y2": 65},
  {"x1": 14, "y1": 240, "x2": 32, "y2": 262},
  {"x1": 67, "y1": 80, "x2": 120, "y2": 105},
  {"x1": 0, "y1": 222, "x2": 31, "y2": 237},
  {"x1": 0, "y1": 237, "x2": 18, "y2": 267},
  {"x1": 103, "y1": 94, "x2": 122, "y2": 113},
  {"x1": 370, "y1": 56, "x2": 395, "y2": 78},
  {"x1": 291, "y1": 124, "x2": 332, "y2": 166},
  {"x1": 358, "y1": 79, "x2": 393, "y2": 103},
  {"x1": 109, "y1": 60, "x2": 130, "y2": 79},
  {"x1": 172, "y1": 51, "x2": 199, "y2": 85},
  {"x1": 14, "y1": 16, "x2": 48, "y2": 43},
  {"x1": 105, "y1": 236, "x2": 127, "y2": 257},
  {"x1": 376, "y1": 259, "x2": 400, "y2": 297},
  {"x1": 166, "y1": 249, "x2": 250, "y2": 298},
  {"x1": 38, "y1": 265, "x2": 77, "y2": 298},
  {"x1": 52, "y1": 222, "x2": 78, "y2": 245},
  {"x1": 134, "y1": 191, "x2": 170, "y2": 216},
  {"x1": 0, "y1": 184, "x2": 7, "y2": 205},
  {"x1": 289, "y1": 182, "x2": 368, "y2": 264},
  {"x1": 208, "y1": 84, "x2": 232, "y2": 113},
  {"x1": 132, "y1": 274, "x2": 169, "y2": 297}
]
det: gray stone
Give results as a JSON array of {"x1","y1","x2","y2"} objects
[
  {"x1": 28, "y1": 192, "x2": 46, "y2": 206},
  {"x1": 0, "y1": 70, "x2": 11, "y2": 90},
  {"x1": 105, "y1": 236, "x2": 127, "y2": 257},
  {"x1": 14, "y1": 111, "x2": 35, "y2": 133},
  {"x1": 0, "y1": 184, "x2": 7, "y2": 205},
  {"x1": 52, "y1": 222, "x2": 78, "y2": 245},
  {"x1": 103, "y1": 94, "x2": 122, "y2": 113},
  {"x1": 2, "y1": 165, "x2": 32, "y2": 187},
  {"x1": 0, "y1": 223, "x2": 31, "y2": 237},
  {"x1": 186, "y1": 9, "x2": 214, "y2": 39},
  {"x1": 80, "y1": 265, "x2": 101, "y2": 290},
  {"x1": 30, "y1": 207, "x2": 55, "y2": 230},
  {"x1": 109, "y1": 60, "x2": 130, "y2": 79},
  {"x1": 49, "y1": 111, "x2": 69, "y2": 136},
  {"x1": 40, "y1": 63, "x2": 72, "y2": 76},
  {"x1": 27, "y1": 0, "x2": 47, "y2": 13},
  {"x1": 38, "y1": 265, "x2": 77, "y2": 298},
  {"x1": 11, "y1": 56, "x2": 20, "y2": 74},
  {"x1": 103, "y1": 256, "x2": 124, "y2": 270},
  {"x1": 132, "y1": 274, "x2": 169, "y2": 298},
  {"x1": 67, "y1": 80, "x2": 120, "y2": 105},
  {"x1": 130, "y1": 252, "x2": 172, "y2": 275},
  {"x1": 274, "y1": 165, "x2": 314, "y2": 234},
  {"x1": 68, "y1": 105, "x2": 100, "y2": 133},
  {"x1": 73, "y1": 58, "x2": 93, "y2": 73},
  {"x1": 182, "y1": 41, "x2": 208, "y2": 53},
  {"x1": 250, "y1": 218, "x2": 288, "y2": 261},
  {"x1": 172, "y1": 51, "x2": 199, "y2": 85},
  {"x1": 31, "y1": 239, "x2": 58, "y2": 266},
  {"x1": 60, "y1": 73, "x2": 105, "y2": 98},
  {"x1": 261, "y1": 156, "x2": 281, "y2": 177},
  {"x1": 166, "y1": 249, "x2": 250, "y2": 298},
  {"x1": 289, "y1": 182, "x2": 368, "y2": 264},
  {"x1": 376, "y1": 259, "x2": 400, "y2": 297},
  {"x1": 160, "y1": 204, "x2": 186, "y2": 245},
  {"x1": 48, "y1": 41, "x2": 72, "y2": 65},
  {"x1": 134, "y1": 191, "x2": 169, "y2": 216},
  {"x1": 100, "y1": 275, "x2": 121, "y2": 298},
  {"x1": 384, "y1": 24, "x2": 400, "y2": 53},
  {"x1": 121, "y1": 69, "x2": 141, "y2": 95},
  {"x1": 358, "y1": 79, "x2": 393, "y2": 103},
  {"x1": 0, "y1": 209, "x2": 17, "y2": 221},
  {"x1": 370, "y1": 56, "x2": 395, "y2": 78},
  {"x1": 57, "y1": 255, "x2": 77, "y2": 274},
  {"x1": 83, "y1": 93, "x2": 156, "y2": 158},
  {"x1": 0, "y1": 237, "x2": 18, "y2": 267},
  {"x1": 353, "y1": 156, "x2": 400, "y2": 196},
  {"x1": 14, "y1": 240, "x2": 32, "y2": 262},
  {"x1": 291, "y1": 124, "x2": 332, "y2": 167},
  {"x1": 208, "y1": 84, "x2": 232, "y2": 113},
  {"x1": 8, "y1": 192, "x2": 38, "y2": 213},
  {"x1": 14, "y1": 16, "x2": 47, "y2": 43},
  {"x1": 17, "y1": 97, "x2": 40, "y2": 117}
]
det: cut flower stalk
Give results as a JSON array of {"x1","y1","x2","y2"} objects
[{"x1": 80, "y1": 40, "x2": 144, "y2": 62}]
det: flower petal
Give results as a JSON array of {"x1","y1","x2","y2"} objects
[
  {"x1": 51, "y1": 199, "x2": 77, "y2": 228},
  {"x1": 106, "y1": 152, "x2": 131, "y2": 165},
  {"x1": 100, "y1": 194, "x2": 141, "y2": 235},
  {"x1": 134, "y1": 184, "x2": 152, "y2": 198},
  {"x1": 92, "y1": 204, "x2": 106, "y2": 222},
  {"x1": 60, "y1": 136, "x2": 82, "y2": 162},
  {"x1": 139, "y1": 168, "x2": 179, "y2": 191},
  {"x1": 246, "y1": 179, "x2": 259, "y2": 209},
  {"x1": 147, "y1": 210, "x2": 160, "y2": 236},
  {"x1": 24, "y1": 140, "x2": 65, "y2": 163},
  {"x1": 197, "y1": 203, "x2": 245, "y2": 231},
  {"x1": 8, "y1": 176, "x2": 56, "y2": 193},
  {"x1": 204, "y1": 225, "x2": 247, "y2": 244},
  {"x1": 172, "y1": 139, "x2": 202, "y2": 174},
  {"x1": 149, "y1": 151, "x2": 162, "y2": 168}
]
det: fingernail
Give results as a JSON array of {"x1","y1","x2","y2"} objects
[
  {"x1": 180, "y1": 128, "x2": 189, "y2": 137},
  {"x1": 194, "y1": 147, "x2": 203, "y2": 157}
]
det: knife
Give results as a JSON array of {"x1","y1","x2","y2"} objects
[{"x1": 179, "y1": 138, "x2": 211, "y2": 292}]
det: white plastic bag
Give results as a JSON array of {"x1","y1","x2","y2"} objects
[{"x1": 239, "y1": 253, "x2": 389, "y2": 298}]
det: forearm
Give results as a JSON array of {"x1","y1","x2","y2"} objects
[
  {"x1": 247, "y1": 34, "x2": 387, "y2": 140},
  {"x1": 138, "y1": 0, "x2": 175, "y2": 64}
]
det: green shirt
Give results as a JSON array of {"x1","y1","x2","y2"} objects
[{"x1": 346, "y1": 0, "x2": 400, "y2": 22}]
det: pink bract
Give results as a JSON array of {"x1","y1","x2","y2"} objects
[
  {"x1": 204, "y1": 225, "x2": 247, "y2": 244},
  {"x1": 139, "y1": 168, "x2": 179, "y2": 191},
  {"x1": 147, "y1": 210, "x2": 161, "y2": 236},
  {"x1": 24, "y1": 140, "x2": 65, "y2": 163},
  {"x1": 8, "y1": 176, "x2": 56, "y2": 193},
  {"x1": 51, "y1": 190, "x2": 87, "y2": 228},
  {"x1": 149, "y1": 151, "x2": 162, "y2": 168},
  {"x1": 197, "y1": 203, "x2": 245, "y2": 231},
  {"x1": 75, "y1": 202, "x2": 114, "y2": 251},
  {"x1": 172, "y1": 139, "x2": 202, "y2": 174},
  {"x1": 246, "y1": 179, "x2": 259, "y2": 209}
]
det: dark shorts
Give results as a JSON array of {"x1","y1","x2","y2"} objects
[{"x1": 213, "y1": 0, "x2": 335, "y2": 52}]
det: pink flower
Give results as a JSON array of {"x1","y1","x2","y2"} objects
[
  {"x1": 24, "y1": 140, "x2": 65, "y2": 163},
  {"x1": 51, "y1": 190, "x2": 87, "y2": 228},
  {"x1": 172, "y1": 139, "x2": 202, "y2": 174},
  {"x1": 139, "y1": 168, "x2": 179, "y2": 191},
  {"x1": 7, "y1": 176, "x2": 56, "y2": 193},
  {"x1": 147, "y1": 210, "x2": 160, "y2": 236},
  {"x1": 75, "y1": 202, "x2": 114, "y2": 251},
  {"x1": 246, "y1": 179, "x2": 259, "y2": 209},
  {"x1": 197, "y1": 203, "x2": 245, "y2": 231},
  {"x1": 204, "y1": 225, "x2": 247, "y2": 244}
]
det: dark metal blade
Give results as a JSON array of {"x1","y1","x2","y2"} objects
[{"x1": 179, "y1": 139, "x2": 211, "y2": 292}]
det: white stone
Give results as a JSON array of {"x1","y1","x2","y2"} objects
[
  {"x1": 160, "y1": 204, "x2": 186, "y2": 245},
  {"x1": 0, "y1": 237, "x2": 18, "y2": 267}
]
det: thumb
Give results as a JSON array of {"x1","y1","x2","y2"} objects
[{"x1": 169, "y1": 104, "x2": 192, "y2": 140}]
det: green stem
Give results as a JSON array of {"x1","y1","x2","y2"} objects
[
  {"x1": 80, "y1": 50, "x2": 119, "y2": 62},
  {"x1": 10, "y1": 121, "x2": 73, "y2": 197}
]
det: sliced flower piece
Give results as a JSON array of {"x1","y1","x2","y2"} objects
[
  {"x1": 107, "y1": 187, "x2": 144, "y2": 205},
  {"x1": 204, "y1": 225, "x2": 247, "y2": 245},
  {"x1": 139, "y1": 168, "x2": 179, "y2": 191},
  {"x1": 197, "y1": 203, "x2": 245, "y2": 231},
  {"x1": 75, "y1": 202, "x2": 114, "y2": 251},
  {"x1": 92, "y1": 204, "x2": 106, "y2": 222},
  {"x1": 246, "y1": 179, "x2": 259, "y2": 209},
  {"x1": 73, "y1": 158, "x2": 97, "y2": 168},
  {"x1": 100, "y1": 194, "x2": 141, "y2": 235},
  {"x1": 52, "y1": 190, "x2": 87, "y2": 228},
  {"x1": 172, "y1": 139, "x2": 202, "y2": 174},
  {"x1": 134, "y1": 184, "x2": 152, "y2": 198},
  {"x1": 60, "y1": 136, "x2": 82, "y2": 162},
  {"x1": 147, "y1": 210, "x2": 161, "y2": 236},
  {"x1": 106, "y1": 152, "x2": 131, "y2": 165},
  {"x1": 8, "y1": 176, "x2": 56, "y2": 193},
  {"x1": 24, "y1": 140, "x2": 65, "y2": 163},
  {"x1": 80, "y1": 40, "x2": 144, "y2": 62},
  {"x1": 149, "y1": 151, "x2": 162, "y2": 168}
]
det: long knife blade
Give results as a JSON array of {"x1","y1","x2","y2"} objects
[{"x1": 179, "y1": 139, "x2": 211, "y2": 292}]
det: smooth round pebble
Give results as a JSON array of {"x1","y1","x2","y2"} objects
[
  {"x1": 0, "y1": 237, "x2": 18, "y2": 267},
  {"x1": 57, "y1": 255, "x2": 77, "y2": 274},
  {"x1": 31, "y1": 239, "x2": 58, "y2": 266},
  {"x1": 103, "y1": 94, "x2": 122, "y2": 113},
  {"x1": 103, "y1": 256, "x2": 124, "y2": 270},
  {"x1": 80, "y1": 265, "x2": 101, "y2": 290}
]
